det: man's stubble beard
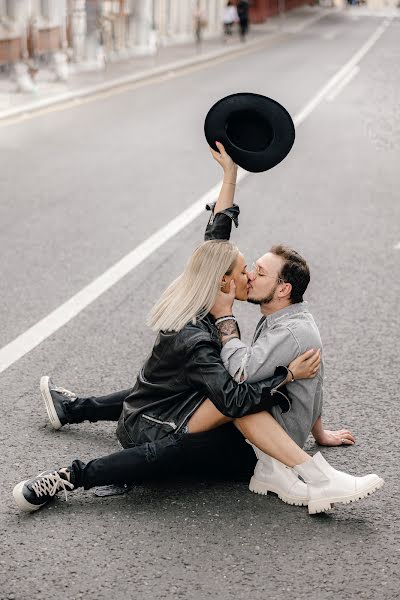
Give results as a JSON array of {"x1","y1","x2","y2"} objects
[
  {"x1": 247, "y1": 284, "x2": 278, "y2": 306},
  {"x1": 247, "y1": 290, "x2": 275, "y2": 305}
]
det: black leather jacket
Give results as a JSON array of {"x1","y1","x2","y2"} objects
[{"x1": 116, "y1": 205, "x2": 290, "y2": 448}]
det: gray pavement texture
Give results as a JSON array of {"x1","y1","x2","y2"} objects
[{"x1": 1, "y1": 9, "x2": 400, "y2": 600}]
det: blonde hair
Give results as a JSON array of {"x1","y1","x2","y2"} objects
[{"x1": 148, "y1": 240, "x2": 239, "y2": 332}]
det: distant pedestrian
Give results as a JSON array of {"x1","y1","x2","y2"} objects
[
  {"x1": 223, "y1": 1, "x2": 238, "y2": 41},
  {"x1": 193, "y1": 1, "x2": 208, "y2": 47},
  {"x1": 237, "y1": 0, "x2": 250, "y2": 42}
]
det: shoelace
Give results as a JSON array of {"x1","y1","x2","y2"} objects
[
  {"x1": 52, "y1": 386, "x2": 76, "y2": 400},
  {"x1": 31, "y1": 469, "x2": 74, "y2": 501}
]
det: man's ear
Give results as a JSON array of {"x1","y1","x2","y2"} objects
[{"x1": 279, "y1": 282, "x2": 292, "y2": 299}]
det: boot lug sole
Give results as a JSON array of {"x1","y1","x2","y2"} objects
[
  {"x1": 308, "y1": 478, "x2": 385, "y2": 514},
  {"x1": 249, "y1": 476, "x2": 308, "y2": 507},
  {"x1": 40, "y1": 376, "x2": 62, "y2": 430}
]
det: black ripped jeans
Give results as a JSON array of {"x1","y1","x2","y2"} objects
[{"x1": 66, "y1": 390, "x2": 256, "y2": 490}]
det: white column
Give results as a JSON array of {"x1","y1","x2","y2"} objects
[
  {"x1": 70, "y1": 0, "x2": 86, "y2": 62},
  {"x1": 181, "y1": 0, "x2": 192, "y2": 39},
  {"x1": 157, "y1": 0, "x2": 167, "y2": 43},
  {"x1": 170, "y1": 0, "x2": 178, "y2": 37},
  {"x1": 129, "y1": 0, "x2": 157, "y2": 54},
  {"x1": 40, "y1": 0, "x2": 70, "y2": 79},
  {"x1": 209, "y1": 0, "x2": 217, "y2": 34},
  {"x1": 8, "y1": 1, "x2": 33, "y2": 91}
]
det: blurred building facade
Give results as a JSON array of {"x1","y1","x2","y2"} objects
[
  {"x1": 0, "y1": 0, "x2": 223, "y2": 70},
  {"x1": 0, "y1": 0, "x2": 323, "y2": 87},
  {"x1": 250, "y1": 0, "x2": 315, "y2": 22}
]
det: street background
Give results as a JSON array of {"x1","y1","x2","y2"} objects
[{"x1": 1, "y1": 5, "x2": 399, "y2": 600}]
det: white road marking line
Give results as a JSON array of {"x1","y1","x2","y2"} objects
[
  {"x1": 0, "y1": 18, "x2": 392, "y2": 375},
  {"x1": 394, "y1": 242, "x2": 400, "y2": 250},
  {"x1": 294, "y1": 18, "x2": 391, "y2": 126},
  {"x1": 326, "y1": 65, "x2": 360, "y2": 102}
]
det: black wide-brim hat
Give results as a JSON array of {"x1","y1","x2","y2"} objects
[{"x1": 204, "y1": 92, "x2": 295, "y2": 173}]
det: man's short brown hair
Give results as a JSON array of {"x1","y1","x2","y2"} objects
[{"x1": 270, "y1": 244, "x2": 310, "y2": 304}]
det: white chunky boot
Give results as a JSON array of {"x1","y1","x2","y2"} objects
[
  {"x1": 293, "y1": 452, "x2": 384, "y2": 515},
  {"x1": 248, "y1": 445, "x2": 308, "y2": 507}
]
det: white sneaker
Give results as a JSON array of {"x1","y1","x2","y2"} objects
[
  {"x1": 293, "y1": 452, "x2": 384, "y2": 515},
  {"x1": 249, "y1": 452, "x2": 308, "y2": 507}
]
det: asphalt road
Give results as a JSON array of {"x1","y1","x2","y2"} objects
[{"x1": 1, "y1": 10, "x2": 399, "y2": 600}]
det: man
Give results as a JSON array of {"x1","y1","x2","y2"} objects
[
  {"x1": 203, "y1": 142, "x2": 354, "y2": 499},
  {"x1": 237, "y1": 0, "x2": 249, "y2": 42}
]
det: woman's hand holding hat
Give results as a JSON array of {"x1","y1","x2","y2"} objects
[{"x1": 210, "y1": 141, "x2": 237, "y2": 180}]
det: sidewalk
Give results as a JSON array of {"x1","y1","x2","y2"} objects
[{"x1": 0, "y1": 6, "x2": 328, "y2": 122}]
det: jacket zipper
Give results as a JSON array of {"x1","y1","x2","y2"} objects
[
  {"x1": 270, "y1": 389, "x2": 291, "y2": 412},
  {"x1": 141, "y1": 413, "x2": 177, "y2": 430},
  {"x1": 175, "y1": 398, "x2": 205, "y2": 433}
]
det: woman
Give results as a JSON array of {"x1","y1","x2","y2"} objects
[
  {"x1": 13, "y1": 150, "x2": 383, "y2": 516},
  {"x1": 223, "y1": 1, "x2": 238, "y2": 40}
]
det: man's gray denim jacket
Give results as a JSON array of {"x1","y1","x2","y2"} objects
[
  {"x1": 221, "y1": 305, "x2": 324, "y2": 448},
  {"x1": 205, "y1": 201, "x2": 324, "y2": 448}
]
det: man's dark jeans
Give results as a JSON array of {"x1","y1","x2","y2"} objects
[{"x1": 67, "y1": 390, "x2": 256, "y2": 490}]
